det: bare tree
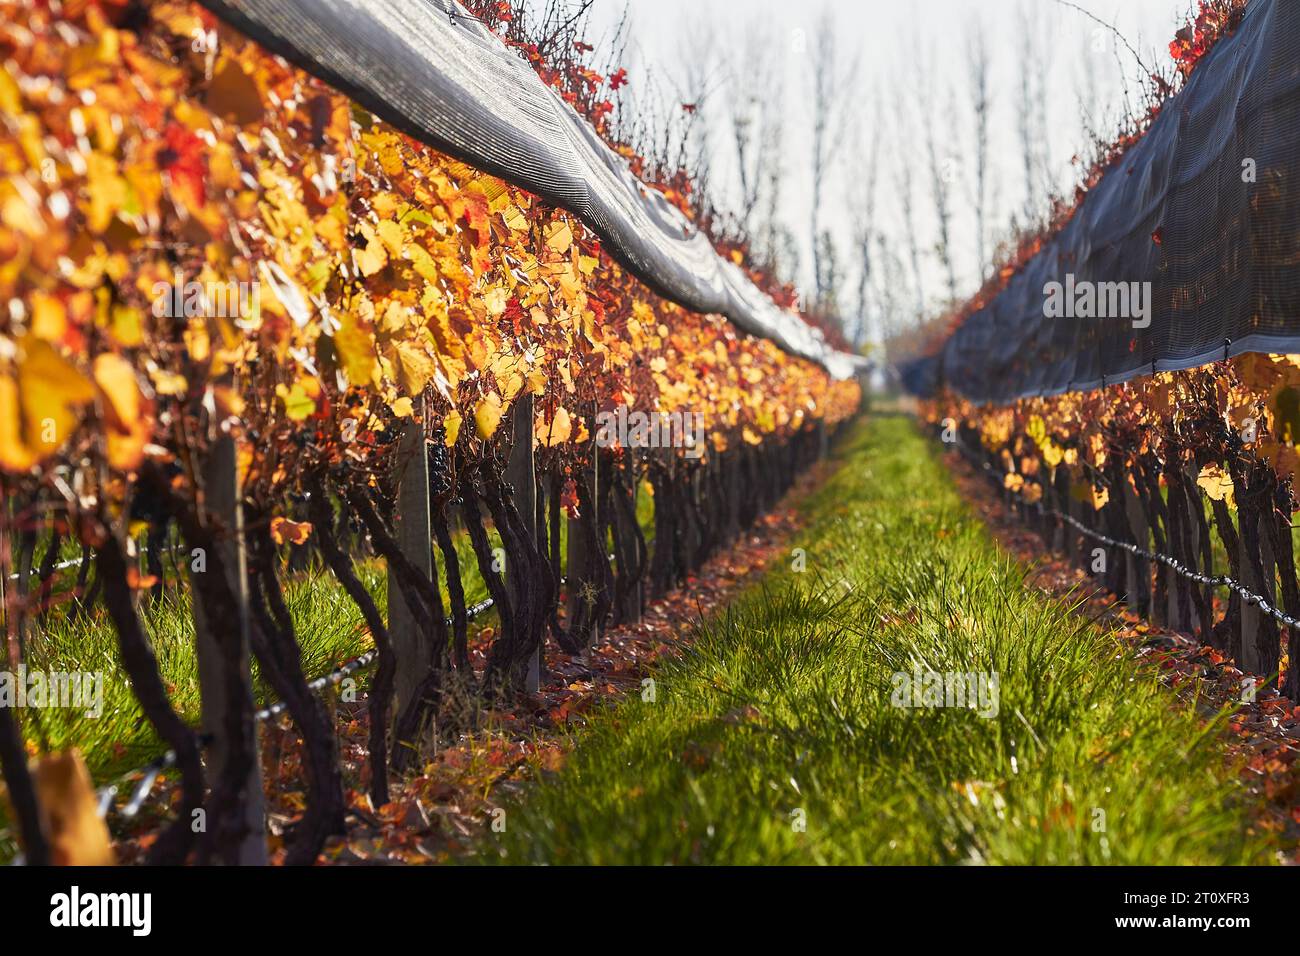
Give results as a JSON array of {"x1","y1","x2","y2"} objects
[
  {"x1": 756, "y1": 109, "x2": 787, "y2": 273},
  {"x1": 1076, "y1": 26, "x2": 1102, "y2": 146},
  {"x1": 1032, "y1": 10, "x2": 1056, "y2": 203},
  {"x1": 723, "y1": 22, "x2": 788, "y2": 271},
  {"x1": 676, "y1": 24, "x2": 723, "y2": 220},
  {"x1": 850, "y1": 101, "x2": 882, "y2": 349},
  {"x1": 725, "y1": 24, "x2": 776, "y2": 231},
  {"x1": 876, "y1": 232, "x2": 909, "y2": 348},
  {"x1": 965, "y1": 19, "x2": 993, "y2": 279},
  {"x1": 890, "y1": 87, "x2": 925, "y2": 322},
  {"x1": 807, "y1": 7, "x2": 859, "y2": 312},
  {"x1": 1016, "y1": 1, "x2": 1045, "y2": 220},
  {"x1": 917, "y1": 49, "x2": 958, "y2": 307}
]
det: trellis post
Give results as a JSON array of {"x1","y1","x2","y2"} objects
[
  {"x1": 1120, "y1": 475, "x2": 1151, "y2": 617},
  {"x1": 566, "y1": 412, "x2": 599, "y2": 642},
  {"x1": 192, "y1": 434, "x2": 266, "y2": 864},
  {"x1": 1238, "y1": 511, "x2": 1277, "y2": 676},
  {"x1": 388, "y1": 407, "x2": 433, "y2": 721},
  {"x1": 1260, "y1": 528, "x2": 1277, "y2": 664},
  {"x1": 1180, "y1": 468, "x2": 1204, "y2": 635},
  {"x1": 1065, "y1": 481, "x2": 1087, "y2": 571},
  {"x1": 1239, "y1": 531, "x2": 1263, "y2": 673},
  {"x1": 506, "y1": 394, "x2": 540, "y2": 693}
]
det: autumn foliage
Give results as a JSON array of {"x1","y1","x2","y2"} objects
[
  {"x1": 924, "y1": 350, "x2": 1300, "y2": 698},
  {"x1": 0, "y1": 0, "x2": 861, "y2": 866},
  {"x1": 0, "y1": 0, "x2": 858, "y2": 517}
]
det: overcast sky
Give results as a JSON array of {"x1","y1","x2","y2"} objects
[{"x1": 580, "y1": 0, "x2": 1198, "y2": 343}]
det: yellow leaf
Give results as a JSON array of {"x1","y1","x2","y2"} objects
[
  {"x1": 501, "y1": 204, "x2": 528, "y2": 231},
  {"x1": 353, "y1": 221, "x2": 388, "y2": 276},
  {"x1": 84, "y1": 152, "x2": 127, "y2": 234},
  {"x1": 0, "y1": 66, "x2": 20, "y2": 115},
  {"x1": 150, "y1": 369, "x2": 188, "y2": 396},
  {"x1": 376, "y1": 219, "x2": 404, "y2": 258},
  {"x1": 30, "y1": 292, "x2": 68, "y2": 343},
  {"x1": 206, "y1": 57, "x2": 265, "y2": 126},
  {"x1": 93, "y1": 353, "x2": 149, "y2": 471},
  {"x1": 1196, "y1": 463, "x2": 1235, "y2": 503},
  {"x1": 393, "y1": 340, "x2": 435, "y2": 395},
  {"x1": 499, "y1": 370, "x2": 523, "y2": 401},
  {"x1": 483, "y1": 286, "x2": 509, "y2": 317},
  {"x1": 535, "y1": 406, "x2": 572, "y2": 447},
  {"x1": 335, "y1": 306, "x2": 378, "y2": 386},
  {"x1": 93, "y1": 354, "x2": 140, "y2": 427},
  {"x1": 443, "y1": 409, "x2": 462, "y2": 446},
  {"x1": 276, "y1": 381, "x2": 316, "y2": 421},
  {"x1": 270, "y1": 517, "x2": 313, "y2": 546},
  {"x1": 545, "y1": 221, "x2": 573, "y2": 255},
  {"x1": 1025, "y1": 414, "x2": 1046, "y2": 445},
  {"x1": 16, "y1": 337, "x2": 96, "y2": 459},
  {"x1": 0, "y1": 374, "x2": 36, "y2": 472},
  {"x1": 474, "y1": 391, "x2": 506, "y2": 439}
]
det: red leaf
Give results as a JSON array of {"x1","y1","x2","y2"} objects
[{"x1": 158, "y1": 122, "x2": 207, "y2": 209}]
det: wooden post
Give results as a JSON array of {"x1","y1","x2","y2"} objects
[
  {"x1": 1121, "y1": 476, "x2": 1150, "y2": 617},
  {"x1": 1066, "y1": 490, "x2": 1086, "y2": 571},
  {"x1": 192, "y1": 435, "x2": 266, "y2": 865},
  {"x1": 682, "y1": 464, "x2": 701, "y2": 572},
  {"x1": 1181, "y1": 469, "x2": 1203, "y2": 635},
  {"x1": 566, "y1": 411, "x2": 602, "y2": 642},
  {"x1": 1239, "y1": 528, "x2": 1262, "y2": 673},
  {"x1": 566, "y1": 461, "x2": 592, "y2": 626},
  {"x1": 627, "y1": 467, "x2": 644, "y2": 624},
  {"x1": 723, "y1": 450, "x2": 741, "y2": 545},
  {"x1": 388, "y1": 412, "x2": 432, "y2": 721},
  {"x1": 1261, "y1": 525, "x2": 1278, "y2": 675},
  {"x1": 506, "y1": 395, "x2": 539, "y2": 694}
]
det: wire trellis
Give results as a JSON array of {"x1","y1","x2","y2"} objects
[
  {"x1": 951, "y1": 436, "x2": 1300, "y2": 630},
  {"x1": 93, "y1": 596, "x2": 498, "y2": 820}
]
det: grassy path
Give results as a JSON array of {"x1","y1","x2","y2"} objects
[{"x1": 481, "y1": 413, "x2": 1272, "y2": 865}]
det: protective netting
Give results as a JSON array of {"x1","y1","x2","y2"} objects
[
  {"x1": 197, "y1": 0, "x2": 864, "y2": 379},
  {"x1": 901, "y1": 0, "x2": 1299, "y2": 402}
]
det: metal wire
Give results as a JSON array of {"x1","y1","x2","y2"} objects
[
  {"x1": 951, "y1": 436, "x2": 1300, "y2": 630},
  {"x1": 95, "y1": 594, "x2": 499, "y2": 819},
  {"x1": 7, "y1": 556, "x2": 82, "y2": 580}
]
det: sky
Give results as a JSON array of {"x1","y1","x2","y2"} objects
[{"x1": 578, "y1": 0, "x2": 1200, "y2": 346}]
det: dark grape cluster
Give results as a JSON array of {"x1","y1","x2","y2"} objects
[{"x1": 428, "y1": 426, "x2": 452, "y2": 498}]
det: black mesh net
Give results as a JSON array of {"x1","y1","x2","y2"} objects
[
  {"x1": 901, "y1": 0, "x2": 1299, "y2": 402},
  {"x1": 198, "y1": 0, "x2": 864, "y2": 378}
]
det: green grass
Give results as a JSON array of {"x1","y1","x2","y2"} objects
[
  {"x1": 20, "y1": 562, "x2": 388, "y2": 782},
  {"x1": 477, "y1": 414, "x2": 1273, "y2": 865},
  {"x1": 14, "y1": 522, "x2": 494, "y2": 785},
  {"x1": 11, "y1": 486, "x2": 654, "y2": 786}
]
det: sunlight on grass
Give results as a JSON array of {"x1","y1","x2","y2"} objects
[{"x1": 477, "y1": 415, "x2": 1273, "y2": 865}]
